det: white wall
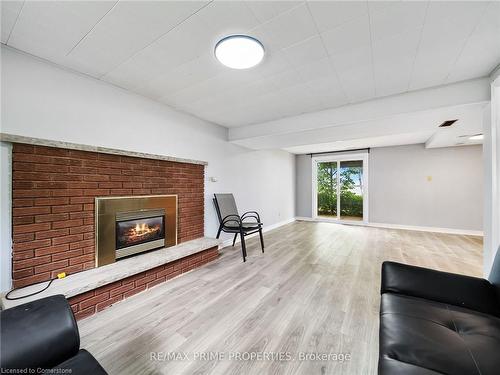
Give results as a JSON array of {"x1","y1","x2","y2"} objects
[
  {"x1": 369, "y1": 144, "x2": 483, "y2": 231},
  {"x1": 0, "y1": 46, "x2": 296, "y2": 290},
  {"x1": 295, "y1": 154, "x2": 312, "y2": 218},
  {"x1": 484, "y1": 74, "x2": 500, "y2": 277},
  {"x1": 295, "y1": 144, "x2": 483, "y2": 232}
]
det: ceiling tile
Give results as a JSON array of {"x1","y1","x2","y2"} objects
[
  {"x1": 371, "y1": 26, "x2": 422, "y2": 96},
  {"x1": 425, "y1": 1, "x2": 489, "y2": 25},
  {"x1": 254, "y1": 50, "x2": 293, "y2": 79},
  {"x1": 281, "y1": 35, "x2": 327, "y2": 68},
  {"x1": 371, "y1": 27, "x2": 422, "y2": 63},
  {"x1": 374, "y1": 61, "x2": 413, "y2": 98},
  {"x1": 330, "y1": 46, "x2": 372, "y2": 73},
  {"x1": 163, "y1": 71, "x2": 247, "y2": 106},
  {"x1": 103, "y1": 2, "x2": 231, "y2": 90},
  {"x1": 306, "y1": 76, "x2": 349, "y2": 108},
  {"x1": 1, "y1": 0, "x2": 23, "y2": 43},
  {"x1": 409, "y1": 39, "x2": 464, "y2": 90},
  {"x1": 66, "y1": 1, "x2": 207, "y2": 76},
  {"x1": 447, "y1": 29, "x2": 500, "y2": 83},
  {"x1": 268, "y1": 69, "x2": 306, "y2": 91},
  {"x1": 446, "y1": 2, "x2": 500, "y2": 83},
  {"x1": 477, "y1": 2, "x2": 500, "y2": 32},
  {"x1": 136, "y1": 54, "x2": 224, "y2": 100},
  {"x1": 307, "y1": 0, "x2": 367, "y2": 32},
  {"x1": 245, "y1": 1, "x2": 301, "y2": 23},
  {"x1": 102, "y1": 47, "x2": 172, "y2": 91},
  {"x1": 418, "y1": 21, "x2": 468, "y2": 52},
  {"x1": 338, "y1": 65, "x2": 375, "y2": 103},
  {"x1": 275, "y1": 84, "x2": 317, "y2": 108},
  {"x1": 367, "y1": 1, "x2": 400, "y2": 14},
  {"x1": 369, "y1": 1, "x2": 427, "y2": 41},
  {"x1": 6, "y1": 1, "x2": 115, "y2": 62},
  {"x1": 198, "y1": 1, "x2": 260, "y2": 39},
  {"x1": 296, "y1": 57, "x2": 336, "y2": 83},
  {"x1": 420, "y1": 3, "x2": 488, "y2": 49},
  {"x1": 321, "y1": 15, "x2": 370, "y2": 55},
  {"x1": 258, "y1": 3, "x2": 317, "y2": 50},
  {"x1": 228, "y1": 78, "x2": 278, "y2": 103}
]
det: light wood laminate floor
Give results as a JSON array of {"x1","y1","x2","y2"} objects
[{"x1": 79, "y1": 221, "x2": 483, "y2": 375}]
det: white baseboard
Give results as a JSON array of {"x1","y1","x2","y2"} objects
[
  {"x1": 295, "y1": 217, "x2": 483, "y2": 236},
  {"x1": 220, "y1": 217, "x2": 296, "y2": 248},
  {"x1": 295, "y1": 216, "x2": 315, "y2": 222},
  {"x1": 367, "y1": 222, "x2": 483, "y2": 236},
  {"x1": 295, "y1": 216, "x2": 366, "y2": 226}
]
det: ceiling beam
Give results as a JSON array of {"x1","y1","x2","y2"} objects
[
  {"x1": 230, "y1": 103, "x2": 487, "y2": 151},
  {"x1": 228, "y1": 78, "x2": 491, "y2": 143}
]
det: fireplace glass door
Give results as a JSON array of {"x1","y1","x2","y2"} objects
[{"x1": 115, "y1": 209, "x2": 166, "y2": 259}]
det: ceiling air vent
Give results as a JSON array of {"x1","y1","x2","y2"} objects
[{"x1": 439, "y1": 119, "x2": 458, "y2": 127}]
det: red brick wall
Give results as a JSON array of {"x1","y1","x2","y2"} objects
[
  {"x1": 11, "y1": 144, "x2": 205, "y2": 288},
  {"x1": 68, "y1": 247, "x2": 218, "y2": 320}
]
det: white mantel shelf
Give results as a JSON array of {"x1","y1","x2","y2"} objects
[
  {"x1": 0, "y1": 133, "x2": 208, "y2": 166},
  {"x1": 1, "y1": 237, "x2": 220, "y2": 310}
]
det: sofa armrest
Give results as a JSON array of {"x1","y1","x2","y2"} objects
[
  {"x1": 381, "y1": 261, "x2": 500, "y2": 317},
  {"x1": 0, "y1": 294, "x2": 80, "y2": 370}
]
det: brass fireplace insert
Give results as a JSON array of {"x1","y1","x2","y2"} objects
[{"x1": 95, "y1": 195, "x2": 178, "y2": 267}]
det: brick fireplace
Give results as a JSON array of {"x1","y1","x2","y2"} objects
[{"x1": 11, "y1": 143, "x2": 206, "y2": 288}]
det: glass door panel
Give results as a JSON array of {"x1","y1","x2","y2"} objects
[
  {"x1": 316, "y1": 161, "x2": 338, "y2": 219},
  {"x1": 339, "y1": 160, "x2": 364, "y2": 221}
]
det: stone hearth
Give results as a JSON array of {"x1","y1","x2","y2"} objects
[{"x1": 2, "y1": 237, "x2": 220, "y2": 319}]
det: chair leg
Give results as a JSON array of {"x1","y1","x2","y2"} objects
[
  {"x1": 259, "y1": 228, "x2": 265, "y2": 253},
  {"x1": 232, "y1": 233, "x2": 238, "y2": 246},
  {"x1": 240, "y1": 230, "x2": 247, "y2": 262},
  {"x1": 216, "y1": 225, "x2": 222, "y2": 239}
]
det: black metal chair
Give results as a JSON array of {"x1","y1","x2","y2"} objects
[{"x1": 213, "y1": 193, "x2": 264, "y2": 262}]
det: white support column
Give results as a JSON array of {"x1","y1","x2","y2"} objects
[
  {"x1": 0, "y1": 141, "x2": 12, "y2": 292},
  {"x1": 484, "y1": 74, "x2": 500, "y2": 277}
]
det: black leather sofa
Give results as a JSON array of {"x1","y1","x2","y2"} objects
[
  {"x1": 378, "y1": 249, "x2": 500, "y2": 374},
  {"x1": 1, "y1": 294, "x2": 107, "y2": 374}
]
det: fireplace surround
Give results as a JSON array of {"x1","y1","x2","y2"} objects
[
  {"x1": 95, "y1": 195, "x2": 177, "y2": 267},
  {"x1": 4, "y1": 140, "x2": 219, "y2": 319},
  {"x1": 9, "y1": 142, "x2": 205, "y2": 288}
]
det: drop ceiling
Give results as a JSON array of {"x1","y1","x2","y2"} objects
[{"x1": 2, "y1": 1, "x2": 499, "y2": 130}]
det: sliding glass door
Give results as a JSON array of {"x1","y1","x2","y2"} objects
[
  {"x1": 313, "y1": 154, "x2": 368, "y2": 223},
  {"x1": 339, "y1": 160, "x2": 364, "y2": 221},
  {"x1": 316, "y1": 161, "x2": 338, "y2": 218}
]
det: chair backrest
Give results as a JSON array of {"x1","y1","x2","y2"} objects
[
  {"x1": 0, "y1": 295, "x2": 80, "y2": 369},
  {"x1": 213, "y1": 193, "x2": 239, "y2": 223}
]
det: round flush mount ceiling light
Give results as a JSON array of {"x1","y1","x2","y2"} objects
[
  {"x1": 469, "y1": 134, "x2": 484, "y2": 141},
  {"x1": 215, "y1": 35, "x2": 264, "y2": 69}
]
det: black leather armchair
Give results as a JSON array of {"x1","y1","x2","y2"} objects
[
  {"x1": 0, "y1": 294, "x2": 107, "y2": 374},
  {"x1": 378, "y1": 252, "x2": 500, "y2": 375}
]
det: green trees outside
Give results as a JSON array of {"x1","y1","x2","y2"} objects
[
  {"x1": 317, "y1": 162, "x2": 338, "y2": 216},
  {"x1": 317, "y1": 162, "x2": 363, "y2": 218}
]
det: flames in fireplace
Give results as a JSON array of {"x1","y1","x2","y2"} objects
[
  {"x1": 127, "y1": 222, "x2": 162, "y2": 244},
  {"x1": 116, "y1": 215, "x2": 165, "y2": 251}
]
